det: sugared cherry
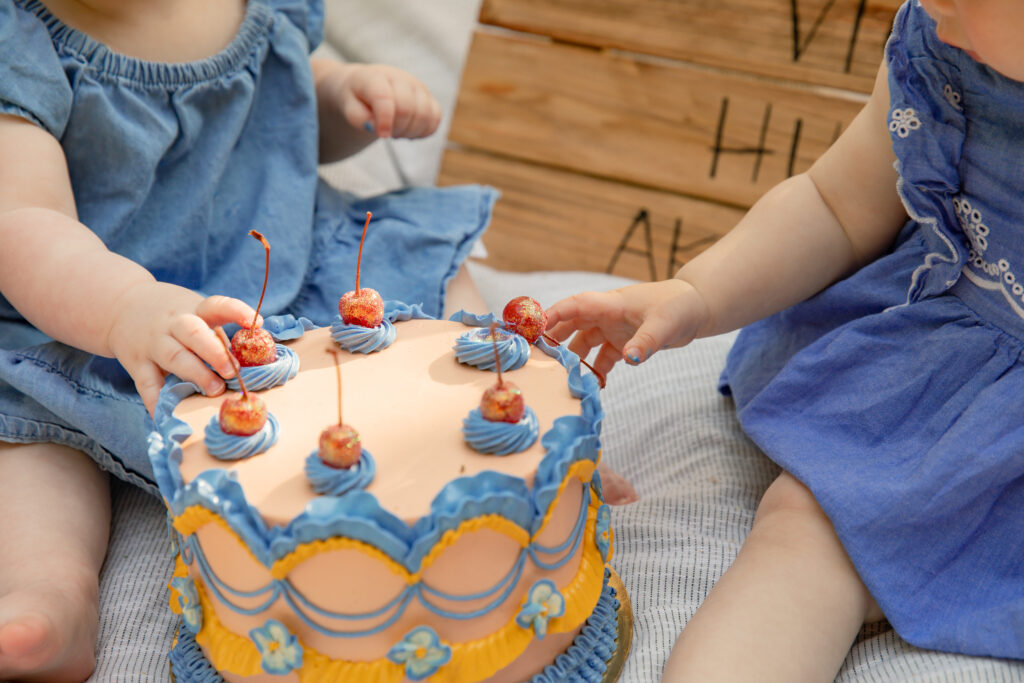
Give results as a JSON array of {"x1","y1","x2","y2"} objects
[
  {"x1": 503, "y1": 296, "x2": 547, "y2": 343},
  {"x1": 232, "y1": 230, "x2": 277, "y2": 366},
  {"x1": 216, "y1": 327, "x2": 268, "y2": 435},
  {"x1": 480, "y1": 322, "x2": 526, "y2": 423},
  {"x1": 319, "y1": 424, "x2": 362, "y2": 468},
  {"x1": 318, "y1": 348, "x2": 362, "y2": 468},
  {"x1": 480, "y1": 381, "x2": 525, "y2": 423},
  {"x1": 339, "y1": 212, "x2": 385, "y2": 328}
]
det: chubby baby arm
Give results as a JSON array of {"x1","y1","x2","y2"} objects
[
  {"x1": 0, "y1": 115, "x2": 255, "y2": 415},
  {"x1": 546, "y1": 279, "x2": 711, "y2": 377},
  {"x1": 312, "y1": 58, "x2": 442, "y2": 162}
]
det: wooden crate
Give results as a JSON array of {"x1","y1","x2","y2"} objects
[{"x1": 439, "y1": 0, "x2": 901, "y2": 281}]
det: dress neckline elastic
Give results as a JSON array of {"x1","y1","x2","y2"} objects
[{"x1": 15, "y1": 0, "x2": 274, "y2": 87}]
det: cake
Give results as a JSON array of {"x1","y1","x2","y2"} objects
[{"x1": 149, "y1": 306, "x2": 626, "y2": 683}]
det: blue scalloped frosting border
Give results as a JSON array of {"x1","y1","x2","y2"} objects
[
  {"x1": 168, "y1": 570, "x2": 621, "y2": 683},
  {"x1": 147, "y1": 309, "x2": 603, "y2": 574}
]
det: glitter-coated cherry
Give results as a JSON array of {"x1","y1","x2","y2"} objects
[
  {"x1": 318, "y1": 423, "x2": 362, "y2": 468},
  {"x1": 480, "y1": 381, "x2": 525, "y2": 423},
  {"x1": 231, "y1": 230, "x2": 277, "y2": 366},
  {"x1": 502, "y1": 296, "x2": 547, "y2": 343},
  {"x1": 318, "y1": 348, "x2": 362, "y2": 468},
  {"x1": 339, "y1": 212, "x2": 385, "y2": 328},
  {"x1": 216, "y1": 327, "x2": 268, "y2": 435},
  {"x1": 218, "y1": 393, "x2": 268, "y2": 436},
  {"x1": 479, "y1": 322, "x2": 526, "y2": 423}
]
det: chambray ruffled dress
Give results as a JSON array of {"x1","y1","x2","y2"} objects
[
  {"x1": 0, "y1": 0, "x2": 495, "y2": 492},
  {"x1": 721, "y1": 1, "x2": 1024, "y2": 659}
]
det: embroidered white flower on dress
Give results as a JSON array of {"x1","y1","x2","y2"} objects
[
  {"x1": 889, "y1": 108, "x2": 921, "y2": 138},
  {"x1": 954, "y1": 196, "x2": 1024, "y2": 309},
  {"x1": 943, "y1": 84, "x2": 963, "y2": 110}
]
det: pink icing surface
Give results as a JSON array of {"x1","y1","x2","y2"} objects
[{"x1": 175, "y1": 320, "x2": 580, "y2": 525}]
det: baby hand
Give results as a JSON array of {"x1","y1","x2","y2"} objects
[
  {"x1": 545, "y1": 278, "x2": 709, "y2": 376},
  {"x1": 106, "y1": 282, "x2": 259, "y2": 416},
  {"x1": 335, "y1": 64, "x2": 441, "y2": 140}
]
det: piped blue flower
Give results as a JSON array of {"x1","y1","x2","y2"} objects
[
  {"x1": 386, "y1": 626, "x2": 452, "y2": 681},
  {"x1": 249, "y1": 619, "x2": 303, "y2": 675},
  {"x1": 226, "y1": 345, "x2": 299, "y2": 391},
  {"x1": 595, "y1": 504, "x2": 612, "y2": 563},
  {"x1": 516, "y1": 579, "x2": 566, "y2": 640},
  {"x1": 170, "y1": 576, "x2": 203, "y2": 634}
]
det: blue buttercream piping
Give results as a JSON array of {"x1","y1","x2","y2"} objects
[
  {"x1": 330, "y1": 316, "x2": 396, "y2": 353},
  {"x1": 203, "y1": 413, "x2": 279, "y2": 460},
  {"x1": 148, "y1": 304, "x2": 604, "y2": 574},
  {"x1": 226, "y1": 345, "x2": 299, "y2": 391},
  {"x1": 462, "y1": 406, "x2": 539, "y2": 455},
  {"x1": 330, "y1": 300, "x2": 436, "y2": 353},
  {"x1": 453, "y1": 327, "x2": 530, "y2": 372},
  {"x1": 304, "y1": 449, "x2": 376, "y2": 496}
]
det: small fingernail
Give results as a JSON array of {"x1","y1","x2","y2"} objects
[
  {"x1": 204, "y1": 380, "x2": 224, "y2": 396},
  {"x1": 363, "y1": 121, "x2": 375, "y2": 133},
  {"x1": 625, "y1": 347, "x2": 643, "y2": 364}
]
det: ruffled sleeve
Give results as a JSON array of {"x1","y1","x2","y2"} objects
[
  {"x1": 0, "y1": 0, "x2": 72, "y2": 137},
  {"x1": 886, "y1": 0, "x2": 968, "y2": 301},
  {"x1": 267, "y1": 0, "x2": 324, "y2": 52}
]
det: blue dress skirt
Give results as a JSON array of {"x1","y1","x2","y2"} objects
[{"x1": 721, "y1": 1, "x2": 1024, "y2": 660}]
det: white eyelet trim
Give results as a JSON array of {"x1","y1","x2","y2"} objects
[
  {"x1": 942, "y1": 84, "x2": 963, "y2": 111},
  {"x1": 889, "y1": 108, "x2": 921, "y2": 138}
]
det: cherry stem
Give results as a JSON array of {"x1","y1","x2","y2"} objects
[
  {"x1": 490, "y1": 322, "x2": 503, "y2": 387},
  {"x1": 248, "y1": 230, "x2": 270, "y2": 331},
  {"x1": 541, "y1": 333, "x2": 606, "y2": 388},
  {"x1": 355, "y1": 211, "x2": 372, "y2": 295},
  {"x1": 327, "y1": 348, "x2": 342, "y2": 426},
  {"x1": 216, "y1": 327, "x2": 249, "y2": 399}
]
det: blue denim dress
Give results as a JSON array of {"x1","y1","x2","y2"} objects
[
  {"x1": 0, "y1": 0, "x2": 496, "y2": 492},
  {"x1": 721, "y1": 1, "x2": 1024, "y2": 660}
]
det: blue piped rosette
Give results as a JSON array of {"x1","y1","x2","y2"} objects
[
  {"x1": 450, "y1": 319, "x2": 531, "y2": 372},
  {"x1": 148, "y1": 307, "x2": 602, "y2": 579},
  {"x1": 331, "y1": 300, "x2": 434, "y2": 353},
  {"x1": 462, "y1": 406, "x2": 539, "y2": 455},
  {"x1": 204, "y1": 413, "x2": 280, "y2": 460},
  {"x1": 304, "y1": 449, "x2": 376, "y2": 496},
  {"x1": 226, "y1": 346, "x2": 299, "y2": 391},
  {"x1": 221, "y1": 316, "x2": 315, "y2": 390}
]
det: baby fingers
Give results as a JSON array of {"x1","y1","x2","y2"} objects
[
  {"x1": 170, "y1": 314, "x2": 235, "y2": 381},
  {"x1": 152, "y1": 334, "x2": 226, "y2": 399}
]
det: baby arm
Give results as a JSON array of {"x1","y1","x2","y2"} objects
[
  {"x1": 0, "y1": 115, "x2": 255, "y2": 414},
  {"x1": 547, "y1": 63, "x2": 908, "y2": 375},
  {"x1": 311, "y1": 58, "x2": 442, "y2": 163}
]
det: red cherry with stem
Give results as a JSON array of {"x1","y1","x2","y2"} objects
[
  {"x1": 480, "y1": 322, "x2": 525, "y2": 423},
  {"x1": 339, "y1": 212, "x2": 384, "y2": 328},
  {"x1": 231, "y1": 230, "x2": 277, "y2": 367},
  {"x1": 319, "y1": 348, "x2": 362, "y2": 468},
  {"x1": 502, "y1": 296, "x2": 547, "y2": 343},
  {"x1": 215, "y1": 327, "x2": 268, "y2": 436}
]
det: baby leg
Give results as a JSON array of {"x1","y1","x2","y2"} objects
[
  {"x1": 662, "y1": 472, "x2": 882, "y2": 683},
  {"x1": 0, "y1": 442, "x2": 110, "y2": 682},
  {"x1": 442, "y1": 263, "x2": 488, "y2": 318}
]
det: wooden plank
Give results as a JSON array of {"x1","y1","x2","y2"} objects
[
  {"x1": 438, "y1": 147, "x2": 746, "y2": 281},
  {"x1": 480, "y1": 0, "x2": 901, "y2": 93},
  {"x1": 449, "y1": 31, "x2": 866, "y2": 210}
]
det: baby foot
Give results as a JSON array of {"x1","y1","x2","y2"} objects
[
  {"x1": 597, "y1": 462, "x2": 639, "y2": 505},
  {"x1": 0, "y1": 576, "x2": 99, "y2": 682}
]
